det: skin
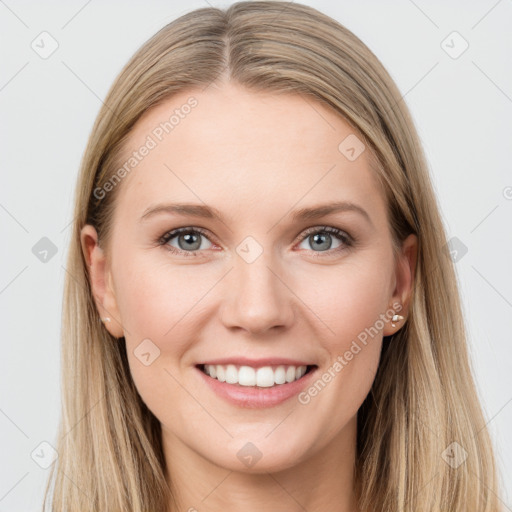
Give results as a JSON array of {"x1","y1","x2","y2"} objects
[{"x1": 82, "y1": 80, "x2": 417, "y2": 512}]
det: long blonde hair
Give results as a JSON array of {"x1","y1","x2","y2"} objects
[{"x1": 43, "y1": 2, "x2": 503, "y2": 510}]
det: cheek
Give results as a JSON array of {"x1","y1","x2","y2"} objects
[
  {"x1": 296, "y1": 253, "x2": 392, "y2": 341},
  {"x1": 112, "y1": 256, "x2": 208, "y2": 422},
  {"x1": 113, "y1": 252, "x2": 215, "y2": 341},
  {"x1": 291, "y1": 255, "x2": 391, "y2": 421},
  {"x1": 111, "y1": 254, "x2": 226, "y2": 399}
]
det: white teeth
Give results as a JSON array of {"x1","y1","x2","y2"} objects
[
  {"x1": 216, "y1": 365, "x2": 225, "y2": 382},
  {"x1": 238, "y1": 366, "x2": 256, "y2": 386},
  {"x1": 202, "y1": 364, "x2": 309, "y2": 387},
  {"x1": 274, "y1": 366, "x2": 286, "y2": 385},
  {"x1": 286, "y1": 366, "x2": 296, "y2": 383},
  {"x1": 225, "y1": 364, "x2": 238, "y2": 384},
  {"x1": 256, "y1": 367, "x2": 274, "y2": 388}
]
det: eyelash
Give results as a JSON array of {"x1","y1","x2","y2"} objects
[{"x1": 157, "y1": 226, "x2": 355, "y2": 259}]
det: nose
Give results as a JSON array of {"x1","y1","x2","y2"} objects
[{"x1": 220, "y1": 252, "x2": 295, "y2": 335}]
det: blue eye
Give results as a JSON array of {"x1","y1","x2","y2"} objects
[
  {"x1": 159, "y1": 227, "x2": 213, "y2": 256},
  {"x1": 297, "y1": 227, "x2": 350, "y2": 253},
  {"x1": 158, "y1": 226, "x2": 353, "y2": 258}
]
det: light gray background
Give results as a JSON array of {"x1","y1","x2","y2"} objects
[{"x1": 1, "y1": 0, "x2": 511, "y2": 510}]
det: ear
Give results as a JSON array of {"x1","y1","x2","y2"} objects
[
  {"x1": 80, "y1": 224, "x2": 124, "y2": 338},
  {"x1": 383, "y1": 233, "x2": 418, "y2": 336}
]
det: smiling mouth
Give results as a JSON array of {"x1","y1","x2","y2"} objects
[{"x1": 196, "y1": 363, "x2": 318, "y2": 388}]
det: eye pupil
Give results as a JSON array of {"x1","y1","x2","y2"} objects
[
  {"x1": 179, "y1": 232, "x2": 201, "y2": 250},
  {"x1": 311, "y1": 233, "x2": 331, "y2": 251}
]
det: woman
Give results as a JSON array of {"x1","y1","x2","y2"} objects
[{"x1": 43, "y1": 2, "x2": 503, "y2": 510}]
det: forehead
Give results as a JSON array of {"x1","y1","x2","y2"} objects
[{"x1": 112, "y1": 81, "x2": 386, "y2": 226}]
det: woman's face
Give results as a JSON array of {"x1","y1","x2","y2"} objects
[{"x1": 82, "y1": 81, "x2": 416, "y2": 475}]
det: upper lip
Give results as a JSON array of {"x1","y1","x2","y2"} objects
[{"x1": 197, "y1": 357, "x2": 316, "y2": 368}]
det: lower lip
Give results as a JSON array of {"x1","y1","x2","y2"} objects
[{"x1": 195, "y1": 365, "x2": 318, "y2": 408}]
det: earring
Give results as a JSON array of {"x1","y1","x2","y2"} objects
[
  {"x1": 391, "y1": 314, "x2": 405, "y2": 328},
  {"x1": 101, "y1": 317, "x2": 111, "y2": 323}
]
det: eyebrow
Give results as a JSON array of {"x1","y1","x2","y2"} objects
[{"x1": 139, "y1": 201, "x2": 373, "y2": 227}]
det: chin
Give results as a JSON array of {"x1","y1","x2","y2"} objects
[{"x1": 211, "y1": 437, "x2": 308, "y2": 474}]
